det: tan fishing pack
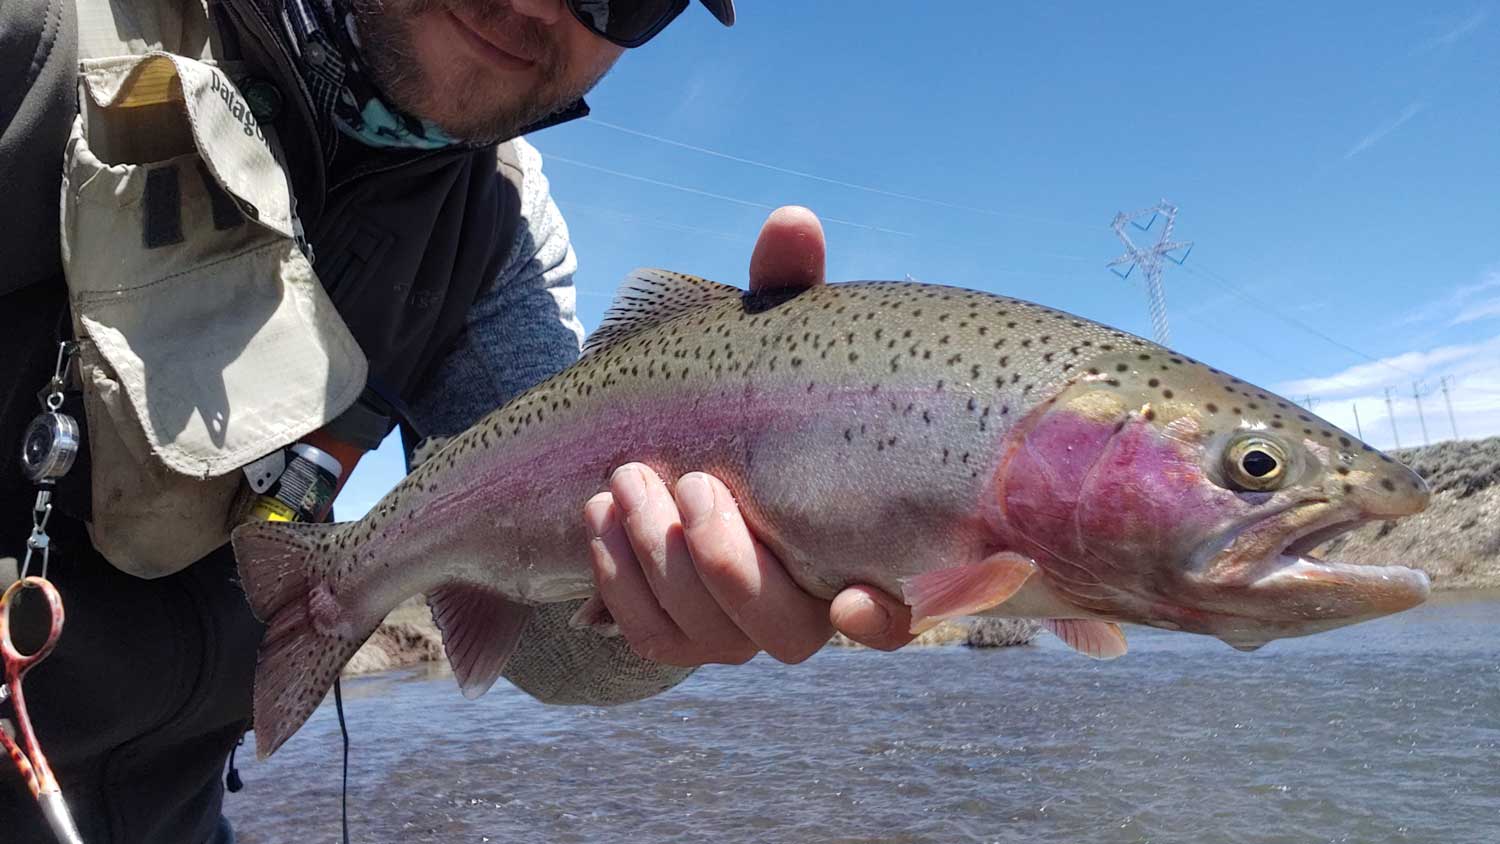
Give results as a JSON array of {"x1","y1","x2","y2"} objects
[{"x1": 59, "y1": 9, "x2": 366, "y2": 577}]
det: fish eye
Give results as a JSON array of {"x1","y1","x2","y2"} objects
[{"x1": 1223, "y1": 436, "x2": 1289, "y2": 492}]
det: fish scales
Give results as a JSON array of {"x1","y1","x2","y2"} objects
[{"x1": 232, "y1": 271, "x2": 1431, "y2": 758}]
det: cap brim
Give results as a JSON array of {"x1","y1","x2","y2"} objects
[{"x1": 699, "y1": 0, "x2": 735, "y2": 26}]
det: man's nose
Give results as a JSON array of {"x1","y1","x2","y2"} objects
[{"x1": 509, "y1": 0, "x2": 563, "y2": 25}]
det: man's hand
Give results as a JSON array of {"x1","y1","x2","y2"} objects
[{"x1": 582, "y1": 206, "x2": 916, "y2": 667}]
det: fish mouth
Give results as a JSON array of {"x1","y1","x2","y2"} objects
[{"x1": 1189, "y1": 502, "x2": 1431, "y2": 647}]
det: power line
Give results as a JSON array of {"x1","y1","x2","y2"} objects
[
  {"x1": 580, "y1": 118, "x2": 1097, "y2": 231},
  {"x1": 544, "y1": 154, "x2": 916, "y2": 236},
  {"x1": 563, "y1": 201, "x2": 750, "y2": 242},
  {"x1": 1178, "y1": 263, "x2": 1422, "y2": 379}
]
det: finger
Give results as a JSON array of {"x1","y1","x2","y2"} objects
[
  {"x1": 584, "y1": 492, "x2": 692, "y2": 665},
  {"x1": 610, "y1": 465, "x2": 758, "y2": 664},
  {"x1": 748, "y1": 206, "x2": 826, "y2": 293},
  {"x1": 676, "y1": 473, "x2": 832, "y2": 664},
  {"x1": 830, "y1": 586, "x2": 916, "y2": 651}
]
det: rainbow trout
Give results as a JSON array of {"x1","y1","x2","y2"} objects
[{"x1": 233, "y1": 271, "x2": 1431, "y2": 757}]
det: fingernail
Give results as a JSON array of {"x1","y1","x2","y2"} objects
[
  {"x1": 583, "y1": 495, "x2": 616, "y2": 538},
  {"x1": 839, "y1": 593, "x2": 891, "y2": 639},
  {"x1": 675, "y1": 473, "x2": 714, "y2": 527},
  {"x1": 611, "y1": 466, "x2": 648, "y2": 511}
]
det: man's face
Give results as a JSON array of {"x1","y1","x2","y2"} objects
[{"x1": 350, "y1": 0, "x2": 625, "y2": 142}]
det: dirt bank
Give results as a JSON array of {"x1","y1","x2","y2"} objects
[{"x1": 348, "y1": 606, "x2": 1039, "y2": 676}]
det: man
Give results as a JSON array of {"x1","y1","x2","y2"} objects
[{"x1": 0, "y1": 1, "x2": 912, "y2": 841}]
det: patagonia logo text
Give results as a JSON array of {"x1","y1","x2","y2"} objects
[{"x1": 209, "y1": 72, "x2": 266, "y2": 142}]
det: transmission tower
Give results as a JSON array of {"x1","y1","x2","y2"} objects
[
  {"x1": 1411, "y1": 382, "x2": 1431, "y2": 446},
  {"x1": 1107, "y1": 201, "x2": 1193, "y2": 346},
  {"x1": 1384, "y1": 387, "x2": 1401, "y2": 449},
  {"x1": 1440, "y1": 376, "x2": 1459, "y2": 440}
]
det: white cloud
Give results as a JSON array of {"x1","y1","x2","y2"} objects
[
  {"x1": 1345, "y1": 102, "x2": 1426, "y2": 160},
  {"x1": 1396, "y1": 268, "x2": 1500, "y2": 326},
  {"x1": 1275, "y1": 338, "x2": 1493, "y2": 397},
  {"x1": 1452, "y1": 298, "x2": 1500, "y2": 325},
  {"x1": 1411, "y1": 9, "x2": 1489, "y2": 55},
  {"x1": 1275, "y1": 333, "x2": 1500, "y2": 449}
]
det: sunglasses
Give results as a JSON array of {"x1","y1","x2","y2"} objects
[{"x1": 565, "y1": 0, "x2": 734, "y2": 49}]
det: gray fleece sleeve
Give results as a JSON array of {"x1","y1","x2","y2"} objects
[{"x1": 405, "y1": 137, "x2": 695, "y2": 705}]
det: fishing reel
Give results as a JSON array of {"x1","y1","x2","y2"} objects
[
  {"x1": 20, "y1": 412, "x2": 79, "y2": 485},
  {"x1": 19, "y1": 343, "x2": 80, "y2": 485}
]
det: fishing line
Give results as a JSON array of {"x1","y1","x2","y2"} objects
[{"x1": 335, "y1": 676, "x2": 351, "y2": 844}]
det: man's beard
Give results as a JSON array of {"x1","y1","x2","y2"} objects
[{"x1": 348, "y1": 0, "x2": 605, "y2": 143}]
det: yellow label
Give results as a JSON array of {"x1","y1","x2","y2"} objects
[{"x1": 249, "y1": 497, "x2": 298, "y2": 523}]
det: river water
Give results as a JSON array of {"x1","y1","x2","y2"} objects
[{"x1": 226, "y1": 592, "x2": 1498, "y2": 843}]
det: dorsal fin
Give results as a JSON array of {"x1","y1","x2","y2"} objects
[{"x1": 581, "y1": 269, "x2": 742, "y2": 357}]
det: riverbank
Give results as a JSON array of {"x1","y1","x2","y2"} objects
[{"x1": 345, "y1": 604, "x2": 1041, "y2": 676}]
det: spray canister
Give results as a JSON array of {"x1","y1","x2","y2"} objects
[{"x1": 248, "y1": 443, "x2": 342, "y2": 523}]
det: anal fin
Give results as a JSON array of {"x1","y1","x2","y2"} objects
[
  {"x1": 901, "y1": 553, "x2": 1037, "y2": 635},
  {"x1": 428, "y1": 584, "x2": 534, "y2": 699},
  {"x1": 1043, "y1": 619, "x2": 1128, "y2": 660}
]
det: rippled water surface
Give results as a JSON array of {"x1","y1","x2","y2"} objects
[{"x1": 227, "y1": 593, "x2": 1498, "y2": 843}]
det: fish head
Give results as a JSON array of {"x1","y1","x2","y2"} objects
[{"x1": 992, "y1": 348, "x2": 1430, "y2": 650}]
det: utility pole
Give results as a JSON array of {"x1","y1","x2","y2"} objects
[
  {"x1": 1384, "y1": 387, "x2": 1401, "y2": 450},
  {"x1": 1352, "y1": 403, "x2": 1364, "y2": 440},
  {"x1": 1107, "y1": 201, "x2": 1192, "y2": 346},
  {"x1": 1440, "y1": 376, "x2": 1459, "y2": 440},
  {"x1": 1412, "y1": 382, "x2": 1430, "y2": 446},
  {"x1": 1304, "y1": 395, "x2": 1316, "y2": 411}
]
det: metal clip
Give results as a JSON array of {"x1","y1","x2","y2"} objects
[
  {"x1": 34, "y1": 343, "x2": 77, "y2": 413},
  {"x1": 20, "y1": 492, "x2": 53, "y2": 582}
]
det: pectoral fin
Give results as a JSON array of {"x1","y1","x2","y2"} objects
[
  {"x1": 901, "y1": 553, "x2": 1037, "y2": 635},
  {"x1": 1043, "y1": 618, "x2": 1128, "y2": 660}
]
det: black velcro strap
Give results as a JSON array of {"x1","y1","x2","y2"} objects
[
  {"x1": 197, "y1": 160, "x2": 245, "y2": 231},
  {"x1": 142, "y1": 163, "x2": 183, "y2": 248}
]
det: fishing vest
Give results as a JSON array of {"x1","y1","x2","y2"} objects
[{"x1": 45, "y1": 0, "x2": 528, "y2": 576}]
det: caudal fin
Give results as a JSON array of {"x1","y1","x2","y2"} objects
[{"x1": 231, "y1": 520, "x2": 370, "y2": 759}]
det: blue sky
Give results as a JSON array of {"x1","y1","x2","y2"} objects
[{"x1": 339, "y1": 3, "x2": 1500, "y2": 518}]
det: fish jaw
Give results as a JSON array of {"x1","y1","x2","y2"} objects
[{"x1": 1180, "y1": 501, "x2": 1432, "y2": 648}]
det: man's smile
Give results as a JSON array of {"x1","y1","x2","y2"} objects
[{"x1": 445, "y1": 7, "x2": 540, "y2": 73}]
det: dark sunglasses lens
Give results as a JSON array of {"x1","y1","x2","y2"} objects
[{"x1": 570, "y1": 0, "x2": 687, "y2": 46}]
